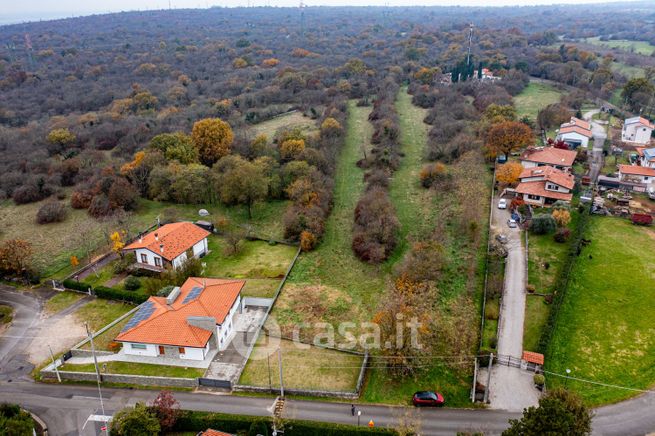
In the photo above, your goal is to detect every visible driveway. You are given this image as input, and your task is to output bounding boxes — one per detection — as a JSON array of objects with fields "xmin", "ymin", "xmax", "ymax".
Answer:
[
  {"xmin": 487, "ymin": 195, "xmax": 540, "ymax": 411},
  {"xmin": 584, "ymin": 109, "xmax": 608, "ymax": 183}
]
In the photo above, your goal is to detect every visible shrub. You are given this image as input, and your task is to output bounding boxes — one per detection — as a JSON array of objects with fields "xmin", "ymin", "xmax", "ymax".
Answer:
[
  {"xmin": 94, "ymin": 286, "xmax": 149, "ymax": 304},
  {"xmin": 157, "ymin": 285, "xmax": 176, "ymax": 297},
  {"xmin": 123, "ymin": 276, "xmax": 141, "ymax": 291},
  {"xmin": 300, "ymin": 230, "xmax": 318, "ymax": 252},
  {"xmin": 489, "ymin": 336, "xmax": 498, "ymax": 349},
  {"xmin": 419, "ymin": 162, "xmax": 448, "ymax": 188},
  {"xmin": 36, "ymin": 201, "xmax": 67, "ymax": 224},
  {"xmin": 108, "ymin": 341, "xmax": 121, "ymax": 352},
  {"xmin": 553, "ymin": 227, "xmax": 571, "ymax": 243},
  {"xmin": 88, "ymin": 194, "xmax": 112, "ymax": 218},
  {"xmin": 526, "ymin": 284, "xmax": 536, "ymax": 293},
  {"xmin": 248, "ymin": 419, "xmax": 269, "ymax": 436},
  {"xmin": 63, "ymin": 279, "xmax": 91, "ymax": 292},
  {"xmin": 529, "ymin": 214, "xmax": 557, "ymax": 235},
  {"xmin": 484, "ymin": 304, "xmax": 499, "ymax": 320},
  {"xmin": 12, "ymin": 184, "xmax": 44, "ymax": 204},
  {"xmin": 552, "ymin": 209, "xmax": 571, "ymax": 228}
]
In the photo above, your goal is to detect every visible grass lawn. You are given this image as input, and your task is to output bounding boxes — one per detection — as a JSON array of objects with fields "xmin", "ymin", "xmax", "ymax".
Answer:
[
  {"xmin": 601, "ymin": 152, "xmax": 630, "ymax": 176},
  {"xmin": 59, "ymin": 361, "xmax": 205, "ymax": 378},
  {"xmin": 81, "ymin": 317, "xmax": 131, "ymax": 351},
  {"xmin": 203, "ymin": 237, "xmax": 297, "ymax": 280},
  {"xmin": 611, "ymin": 62, "xmax": 645, "ymax": 79},
  {"xmin": 239, "ymin": 336, "xmax": 363, "ymax": 392},
  {"xmin": 45, "ymin": 291, "xmax": 85, "ymax": 315},
  {"xmin": 584, "ymin": 37, "xmax": 655, "ymax": 56},
  {"xmin": 523, "ymin": 296, "xmax": 550, "ymax": 353},
  {"xmin": 546, "ymin": 217, "xmax": 655, "ymax": 405},
  {"xmin": 74, "ymin": 299, "xmax": 134, "ymax": 333},
  {"xmin": 248, "ymin": 111, "xmax": 318, "ymax": 139},
  {"xmin": 0, "ymin": 305, "xmax": 13, "ymax": 326},
  {"xmin": 514, "ymin": 81, "xmax": 564, "ymax": 120}
]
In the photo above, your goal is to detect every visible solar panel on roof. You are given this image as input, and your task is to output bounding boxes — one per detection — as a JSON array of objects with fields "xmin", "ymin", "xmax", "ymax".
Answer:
[
  {"xmin": 121, "ymin": 300, "xmax": 155, "ymax": 332},
  {"xmin": 182, "ymin": 286, "xmax": 203, "ymax": 304}
]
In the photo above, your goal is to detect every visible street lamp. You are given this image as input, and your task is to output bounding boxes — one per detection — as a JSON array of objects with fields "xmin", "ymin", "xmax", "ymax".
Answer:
[
  {"xmin": 565, "ymin": 368, "xmax": 571, "ymax": 388},
  {"xmin": 357, "ymin": 410, "xmax": 361, "ymax": 426}
]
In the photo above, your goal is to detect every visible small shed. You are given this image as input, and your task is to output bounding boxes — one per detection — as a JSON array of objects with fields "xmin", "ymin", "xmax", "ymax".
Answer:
[
  {"xmin": 521, "ymin": 351, "xmax": 544, "ymax": 372},
  {"xmin": 194, "ymin": 220, "xmax": 215, "ymax": 233}
]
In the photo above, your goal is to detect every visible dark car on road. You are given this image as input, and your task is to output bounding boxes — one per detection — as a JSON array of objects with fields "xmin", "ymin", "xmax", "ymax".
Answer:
[{"xmin": 412, "ymin": 391, "xmax": 445, "ymax": 407}]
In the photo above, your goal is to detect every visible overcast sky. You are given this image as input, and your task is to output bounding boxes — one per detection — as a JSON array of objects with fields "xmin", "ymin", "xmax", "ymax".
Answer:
[{"xmin": 0, "ymin": 0, "xmax": 636, "ymax": 24}]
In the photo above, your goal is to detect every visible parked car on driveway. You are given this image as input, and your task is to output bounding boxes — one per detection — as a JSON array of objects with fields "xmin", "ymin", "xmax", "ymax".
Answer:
[
  {"xmin": 412, "ymin": 391, "xmax": 445, "ymax": 407},
  {"xmin": 507, "ymin": 218, "xmax": 518, "ymax": 228},
  {"xmin": 498, "ymin": 198, "xmax": 507, "ymax": 209}
]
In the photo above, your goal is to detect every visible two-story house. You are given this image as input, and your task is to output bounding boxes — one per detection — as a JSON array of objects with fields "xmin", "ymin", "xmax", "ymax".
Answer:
[
  {"xmin": 637, "ymin": 147, "xmax": 655, "ymax": 169},
  {"xmin": 622, "ymin": 117, "xmax": 654, "ymax": 145},
  {"xmin": 519, "ymin": 146, "xmax": 578, "ymax": 173},
  {"xmin": 515, "ymin": 165, "xmax": 575, "ymax": 206},
  {"xmin": 556, "ymin": 117, "xmax": 593, "ymax": 148},
  {"xmin": 618, "ymin": 164, "xmax": 655, "ymax": 186}
]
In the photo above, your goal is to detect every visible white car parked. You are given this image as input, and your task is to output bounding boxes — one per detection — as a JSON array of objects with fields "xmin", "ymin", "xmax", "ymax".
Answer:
[{"xmin": 498, "ymin": 198, "xmax": 507, "ymax": 209}]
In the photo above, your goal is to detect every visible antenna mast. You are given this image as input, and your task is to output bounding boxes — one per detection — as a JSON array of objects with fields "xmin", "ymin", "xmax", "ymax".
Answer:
[
  {"xmin": 299, "ymin": 1, "xmax": 306, "ymax": 37},
  {"xmin": 466, "ymin": 22, "xmax": 474, "ymax": 68}
]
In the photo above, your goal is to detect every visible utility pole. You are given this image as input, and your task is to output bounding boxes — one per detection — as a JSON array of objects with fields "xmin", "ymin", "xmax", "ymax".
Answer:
[
  {"xmin": 267, "ymin": 353, "xmax": 273, "ymax": 393},
  {"xmin": 483, "ymin": 352, "xmax": 493, "ymax": 403},
  {"xmin": 48, "ymin": 345, "xmax": 61, "ymax": 383},
  {"xmin": 277, "ymin": 348, "xmax": 284, "ymax": 398},
  {"xmin": 85, "ymin": 322, "xmax": 108, "ymax": 435},
  {"xmin": 299, "ymin": 1, "xmax": 306, "ymax": 38}
]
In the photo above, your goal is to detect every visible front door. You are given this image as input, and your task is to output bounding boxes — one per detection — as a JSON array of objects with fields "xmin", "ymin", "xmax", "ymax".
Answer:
[{"xmin": 158, "ymin": 345, "xmax": 164, "ymax": 355}]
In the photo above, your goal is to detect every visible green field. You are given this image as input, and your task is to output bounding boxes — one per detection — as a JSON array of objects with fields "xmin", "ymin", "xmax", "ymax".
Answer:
[
  {"xmin": 239, "ymin": 337, "xmax": 363, "ymax": 392},
  {"xmin": 585, "ymin": 37, "xmax": 655, "ymax": 56},
  {"xmin": 0, "ymin": 195, "xmax": 289, "ymax": 279},
  {"xmin": 75, "ymin": 299, "xmax": 134, "ymax": 333},
  {"xmin": 611, "ymin": 62, "xmax": 646, "ymax": 79},
  {"xmin": 248, "ymin": 111, "xmax": 318, "ymax": 139},
  {"xmin": 547, "ymin": 217, "xmax": 655, "ymax": 405},
  {"xmin": 45, "ymin": 291, "xmax": 85, "ymax": 315},
  {"xmin": 514, "ymin": 81, "xmax": 564, "ymax": 119}
]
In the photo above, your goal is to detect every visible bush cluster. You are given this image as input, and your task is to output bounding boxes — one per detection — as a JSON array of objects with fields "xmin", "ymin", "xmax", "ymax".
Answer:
[
  {"xmin": 62, "ymin": 278, "xmax": 149, "ymax": 304},
  {"xmin": 36, "ymin": 201, "xmax": 67, "ymax": 224}
]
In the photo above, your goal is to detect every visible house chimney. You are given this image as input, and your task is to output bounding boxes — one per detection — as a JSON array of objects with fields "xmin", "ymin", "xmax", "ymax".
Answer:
[
  {"xmin": 139, "ymin": 236, "xmax": 143, "ymax": 243},
  {"xmin": 155, "ymin": 233, "xmax": 159, "ymax": 241},
  {"xmin": 160, "ymin": 244, "xmax": 164, "ymax": 253},
  {"xmin": 166, "ymin": 286, "xmax": 181, "ymax": 305}
]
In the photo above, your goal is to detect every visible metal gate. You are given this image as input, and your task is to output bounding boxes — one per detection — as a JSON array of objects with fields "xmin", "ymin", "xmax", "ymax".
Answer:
[{"xmin": 198, "ymin": 378, "xmax": 232, "ymax": 389}]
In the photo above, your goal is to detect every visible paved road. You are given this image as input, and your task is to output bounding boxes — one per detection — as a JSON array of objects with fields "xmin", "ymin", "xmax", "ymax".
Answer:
[
  {"xmin": 487, "ymin": 197, "xmax": 539, "ymax": 411},
  {"xmin": 0, "ymin": 286, "xmax": 48, "ymax": 382}
]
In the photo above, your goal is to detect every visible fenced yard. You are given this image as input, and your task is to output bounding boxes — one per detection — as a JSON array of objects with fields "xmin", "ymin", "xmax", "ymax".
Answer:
[{"xmin": 546, "ymin": 217, "xmax": 655, "ymax": 405}]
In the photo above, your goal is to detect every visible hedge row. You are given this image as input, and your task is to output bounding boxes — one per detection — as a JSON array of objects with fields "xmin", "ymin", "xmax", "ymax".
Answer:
[
  {"xmin": 171, "ymin": 411, "xmax": 398, "ymax": 436},
  {"xmin": 537, "ymin": 204, "xmax": 591, "ymax": 355},
  {"xmin": 62, "ymin": 279, "xmax": 149, "ymax": 304}
]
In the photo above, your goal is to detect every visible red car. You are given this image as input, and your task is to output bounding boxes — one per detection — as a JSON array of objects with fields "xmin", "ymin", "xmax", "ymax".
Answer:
[{"xmin": 412, "ymin": 391, "xmax": 445, "ymax": 407}]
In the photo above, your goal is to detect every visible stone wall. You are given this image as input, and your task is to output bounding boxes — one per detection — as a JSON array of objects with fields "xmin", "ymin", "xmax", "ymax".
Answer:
[
  {"xmin": 70, "ymin": 349, "xmax": 114, "ymax": 358},
  {"xmin": 41, "ymin": 370, "xmax": 198, "ymax": 388}
]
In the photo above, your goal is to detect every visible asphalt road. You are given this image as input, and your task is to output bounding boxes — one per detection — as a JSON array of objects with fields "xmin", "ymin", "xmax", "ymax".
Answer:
[{"xmin": 0, "ymin": 286, "xmax": 50, "ymax": 382}]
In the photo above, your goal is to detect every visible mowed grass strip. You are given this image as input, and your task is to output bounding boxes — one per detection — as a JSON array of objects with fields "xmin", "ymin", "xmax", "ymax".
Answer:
[
  {"xmin": 45, "ymin": 291, "xmax": 86, "ymax": 315},
  {"xmin": 75, "ymin": 299, "xmax": 134, "ymax": 333},
  {"xmin": 239, "ymin": 336, "xmax": 363, "ymax": 391},
  {"xmin": 287, "ymin": 101, "xmax": 386, "ymax": 316},
  {"xmin": 514, "ymin": 81, "xmax": 564, "ymax": 119},
  {"xmin": 388, "ymin": 88, "xmax": 437, "ymax": 262},
  {"xmin": 584, "ymin": 37, "xmax": 655, "ymax": 56},
  {"xmin": 248, "ymin": 111, "xmax": 318, "ymax": 139},
  {"xmin": 547, "ymin": 217, "xmax": 655, "ymax": 405},
  {"xmin": 59, "ymin": 361, "xmax": 205, "ymax": 378}
]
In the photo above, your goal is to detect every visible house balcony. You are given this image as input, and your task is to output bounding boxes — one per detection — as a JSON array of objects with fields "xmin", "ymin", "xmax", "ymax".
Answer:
[{"xmin": 130, "ymin": 262, "xmax": 165, "ymax": 273}]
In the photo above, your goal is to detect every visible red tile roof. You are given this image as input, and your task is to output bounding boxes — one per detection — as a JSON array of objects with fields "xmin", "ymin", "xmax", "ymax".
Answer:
[
  {"xmin": 123, "ymin": 222, "xmax": 210, "ymax": 262},
  {"xmin": 558, "ymin": 125, "xmax": 593, "ymax": 138},
  {"xmin": 520, "ymin": 147, "xmax": 577, "ymax": 167},
  {"xmin": 201, "ymin": 430, "xmax": 233, "ymax": 436},
  {"xmin": 619, "ymin": 164, "xmax": 655, "ymax": 177},
  {"xmin": 566, "ymin": 117, "xmax": 591, "ymax": 131},
  {"xmin": 625, "ymin": 116, "xmax": 655, "ymax": 130},
  {"xmin": 515, "ymin": 181, "xmax": 573, "ymax": 201},
  {"xmin": 522, "ymin": 351, "xmax": 544, "ymax": 365},
  {"xmin": 519, "ymin": 165, "xmax": 575, "ymax": 190},
  {"xmin": 116, "ymin": 277, "xmax": 244, "ymax": 348}
]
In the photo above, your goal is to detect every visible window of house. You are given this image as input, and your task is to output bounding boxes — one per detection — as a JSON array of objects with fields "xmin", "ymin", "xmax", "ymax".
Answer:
[
  {"xmin": 528, "ymin": 194, "xmax": 541, "ymax": 200},
  {"xmin": 178, "ymin": 347, "xmax": 185, "ymax": 354},
  {"xmin": 154, "ymin": 257, "xmax": 161, "ymax": 267},
  {"xmin": 131, "ymin": 343, "xmax": 147, "ymax": 350},
  {"xmin": 140, "ymin": 253, "xmax": 147, "ymax": 263}
]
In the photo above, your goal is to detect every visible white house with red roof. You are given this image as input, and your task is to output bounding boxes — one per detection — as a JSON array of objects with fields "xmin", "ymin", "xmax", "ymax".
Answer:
[
  {"xmin": 622, "ymin": 117, "xmax": 654, "ymax": 145},
  {"xmin": 556, "ymin": 117, "xmax": 593, "ymax": 148},
  {"xmin": 515, "ymin": 166, "xmax": 575, "ymax": 206},
  {"xmin": 637, "ymin": 147, "xmax": 655, "ymax": 169},
  {"xmin": 123, "ymin": 222, "xmax": 210, "ymax": 272},
  {"xmin": 618, "ymin": 164, "xmax": 655, "ymax": 185},
  {"xmin": 116, "ymin": 277, "xmax": 244, "ymax": 359},
  {"xmin": 519, "ymin": 146, "xmax": 578, "ymax": 172}
]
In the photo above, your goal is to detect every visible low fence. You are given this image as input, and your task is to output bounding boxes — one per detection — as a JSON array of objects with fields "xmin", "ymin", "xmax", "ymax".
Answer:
[{"xmin": 242, "ymin": 297, "xmax": 274, "ymax": 309}]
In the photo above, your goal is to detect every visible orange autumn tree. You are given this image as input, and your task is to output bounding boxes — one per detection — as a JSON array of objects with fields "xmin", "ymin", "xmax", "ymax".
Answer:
[
  {"xmin": 0, "ymin": 239, "xmax": 33, "ymax": 276},
  {"xmin": 191, "ymin": 118, "xmax": 234, "ymax": 166},
  {"xmin": 496, "ymin": 161, "xmax": 524, "ymax": 186},
  {"xmin": 485, "ymin": 121, "xmax": 534, "ymax": 159}
]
